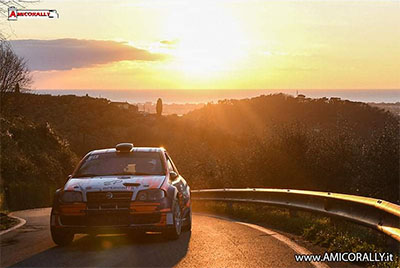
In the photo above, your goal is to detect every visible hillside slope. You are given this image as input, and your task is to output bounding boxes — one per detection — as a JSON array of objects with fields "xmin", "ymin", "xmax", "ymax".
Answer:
[
  {"xmin": 1, "ymin": 93, "xmax": 398, "ymax": 210},
  {"xmin": 0, "ymin": 114, "xmax": 78, "ymax": 210}
]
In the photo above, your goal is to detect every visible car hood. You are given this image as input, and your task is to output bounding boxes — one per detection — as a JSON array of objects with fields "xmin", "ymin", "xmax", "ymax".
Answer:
[{"xmin": 63, "ymin": 175, "xmax": 166, "ymax": 201}]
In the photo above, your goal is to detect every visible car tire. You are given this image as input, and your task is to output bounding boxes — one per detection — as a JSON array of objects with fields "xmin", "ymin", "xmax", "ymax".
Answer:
[
  {"xmin": 164, "ymin": 200, "xmax": 182, "ymax": 240},
  {"xmin": 51, "ymin": 227, "xmax": 74, "ymax": 246},
  {"xmin": 182, "ymin": 206, "xmax": 192, "ymax": 232}
]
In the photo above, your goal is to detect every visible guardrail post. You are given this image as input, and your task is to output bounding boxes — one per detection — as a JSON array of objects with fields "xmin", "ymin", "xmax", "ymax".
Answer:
[
  {"xmin": 329, "ymin": 216, "xmax": 341, "ymax": 229},
  {"xmin": 289, "ymin": 209, "xmax": 298, "ymax": 218},
  {"xmin": 226, "ymin": 201, "xmax": 234, "ymax": 214}
]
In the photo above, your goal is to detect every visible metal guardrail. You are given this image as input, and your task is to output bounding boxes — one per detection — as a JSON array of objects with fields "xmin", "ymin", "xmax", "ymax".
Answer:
[{"xmin": 191, "ymin": 188, "xmax": 400, "ymax": 242}]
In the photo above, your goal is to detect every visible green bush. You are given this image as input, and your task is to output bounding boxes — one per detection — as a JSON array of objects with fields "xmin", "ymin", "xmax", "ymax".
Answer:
[{"xmin": 0, "ymin": 116, "xmax": 78, "ymax": 210}]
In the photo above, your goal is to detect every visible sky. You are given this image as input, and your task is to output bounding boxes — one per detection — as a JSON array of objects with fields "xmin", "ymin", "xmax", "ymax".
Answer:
[{"xmin": 3, "ymin": 0, "xmax": 400, "ymax": 90}]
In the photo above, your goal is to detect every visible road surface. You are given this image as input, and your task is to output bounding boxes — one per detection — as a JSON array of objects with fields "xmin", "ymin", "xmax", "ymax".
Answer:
[{"xmin": 1, "ymin": 208, "xmax": 321, "ymax": 268}]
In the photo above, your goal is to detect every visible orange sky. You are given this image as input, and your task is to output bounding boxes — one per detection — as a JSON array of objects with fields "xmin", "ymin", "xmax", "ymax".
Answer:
[{"xmin": 6, "ymin": 0, "xmax": 400, "ymax": 90}]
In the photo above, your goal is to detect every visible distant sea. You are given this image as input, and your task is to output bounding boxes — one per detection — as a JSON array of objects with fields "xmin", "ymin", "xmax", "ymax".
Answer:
[{"xmin": 33, "ymin": 89, "xmax": 399, "ymax": 104}]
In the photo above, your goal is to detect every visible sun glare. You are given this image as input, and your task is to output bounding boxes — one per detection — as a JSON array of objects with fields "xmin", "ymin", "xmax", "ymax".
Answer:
[{"xmin": 161, "ymin": 2, "xmax": 249, "ymax": 79}]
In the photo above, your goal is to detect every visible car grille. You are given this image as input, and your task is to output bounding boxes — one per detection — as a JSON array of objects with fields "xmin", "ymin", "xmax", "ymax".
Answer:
[
  {"xmin": 60, "ymin": 192, "xmax": 161, "ymax": 227},
  {"xmin": 60, "ymin": 215, "xmax": 85, "ymax": 226},
  {"xmin": 87, "ymin": 214, "xmax": 161, "ymax": 226},
  {"xmin": 60, "ymin": 213, "xmax": 162, "ymax": 226},
  {"xmin": 86, "ymin": 191, "xmax": 133, "ymax": 210},
  {"xmin": 130, "ymin": 213, "xmax": 161, "ymax": 224},
  {"xmin": 87, "ymin": 213, "xmax": 130, "ymax": 226}
]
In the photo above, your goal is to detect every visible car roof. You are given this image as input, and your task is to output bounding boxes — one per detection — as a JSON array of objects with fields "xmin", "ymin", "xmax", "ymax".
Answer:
[{"xmin": 88, "ymin": 147, "xmax": 166, "ymax": 155}]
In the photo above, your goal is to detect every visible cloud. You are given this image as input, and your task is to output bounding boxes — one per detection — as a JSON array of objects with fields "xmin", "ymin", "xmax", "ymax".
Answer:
[
  {"xmin": 158, "ymin": 39, "xmax": 180, "ymax": 50},
  {"xmin": 160, "ymin": 39, "xmax": 179, "ymax": 45},
  {"xmin": 9, "ymin": 39, "xmax": 168, "ymax": 71}
]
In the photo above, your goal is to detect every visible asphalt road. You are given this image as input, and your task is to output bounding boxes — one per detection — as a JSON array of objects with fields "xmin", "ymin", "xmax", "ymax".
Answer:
[{"xmin": 1, "ymin": 208, "xmax": 322, "ymax": 268}]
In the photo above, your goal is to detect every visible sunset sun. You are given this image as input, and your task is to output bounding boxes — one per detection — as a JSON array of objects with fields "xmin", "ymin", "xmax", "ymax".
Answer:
[{"xmin": 159, "ymin": 2, "xmax": 249, "ymax": 79}]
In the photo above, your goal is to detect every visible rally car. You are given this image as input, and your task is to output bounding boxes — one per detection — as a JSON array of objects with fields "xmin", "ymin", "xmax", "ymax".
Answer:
[{"xmin": 50, "ymin": 143, "xmax": 191, "ymax": 246}]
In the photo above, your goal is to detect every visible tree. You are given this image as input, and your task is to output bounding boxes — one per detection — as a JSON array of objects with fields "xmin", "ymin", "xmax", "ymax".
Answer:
[
  {"xmin": 156, "ymin": 98, "xmax": 163, "ymax": 116},
  {"xmin": 1, "ymin": 1, "xmax": 41, "ymax": 41},
  {"xmin": 14, "ymin": 82, "xmax": 20, "ymax": 93},
  {"xmin": 0, "ymin": 41, "xmax": 31, "ymax": 96}
]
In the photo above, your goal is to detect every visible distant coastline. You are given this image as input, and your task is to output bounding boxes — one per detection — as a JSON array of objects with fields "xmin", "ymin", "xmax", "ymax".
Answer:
[{"xmin": 32, "ymin": 89, "xmax": 399, "ymax": 104}]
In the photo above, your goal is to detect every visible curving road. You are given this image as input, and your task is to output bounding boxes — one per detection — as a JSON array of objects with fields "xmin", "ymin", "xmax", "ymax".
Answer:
[{"xmin": 1, "ymin": 208, "xmax": 325, "ymax": 268}]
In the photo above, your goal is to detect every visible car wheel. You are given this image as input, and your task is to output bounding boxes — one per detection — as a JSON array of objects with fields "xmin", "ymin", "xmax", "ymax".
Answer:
[
  {"xmin": 182, "ymin": 206, "xmax": 192, "ymax": 232},
  {"xmin": 51, "ymin": 227, "xmax": 74, "ymax": 246},
  {"xmin": 164, "ymin": 200, "xmax": 182, "ymax": 240}
]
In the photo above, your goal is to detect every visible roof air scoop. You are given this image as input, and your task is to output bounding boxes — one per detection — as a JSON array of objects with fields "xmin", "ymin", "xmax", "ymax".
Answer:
[{"xmin": 116, "ymin": 143, "xmax": 134, "ymax": 152}]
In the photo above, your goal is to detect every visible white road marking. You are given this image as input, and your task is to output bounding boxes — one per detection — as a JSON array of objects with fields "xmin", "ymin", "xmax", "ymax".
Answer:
[
  {"xmin": 195, "ymin": 213, "xmax": 330, "ymax": 268},
  {"xmin": 0, "ymin": 213, "xmax": 27, "ymax": 236}
]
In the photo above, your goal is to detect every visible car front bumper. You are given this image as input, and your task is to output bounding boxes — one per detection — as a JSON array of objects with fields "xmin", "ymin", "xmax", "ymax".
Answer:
[
  {"xmin": 51, "ymin": 204, "xmax": 175, "ymax": 234},
  {"xmin": 51, "ymin": 224, "xmax": 175, "ymax": 234}
]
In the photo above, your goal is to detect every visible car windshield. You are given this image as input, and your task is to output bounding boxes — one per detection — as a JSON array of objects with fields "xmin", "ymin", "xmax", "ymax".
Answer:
[{"xmin": 74, "ymin": 152, "xmax": 165, "ymax": 177}]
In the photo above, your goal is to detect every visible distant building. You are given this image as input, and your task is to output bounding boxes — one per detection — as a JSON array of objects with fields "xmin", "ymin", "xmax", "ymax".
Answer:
[
  {"xmin": 111, "ymin": 101, "xmax": 130, "ymax": 109},
  {"xmin": 330, "ymin": 97, "xmax": 341, "ymax": 102},
  {"xmin": 320, "ymin": 97, "xmax": 329, "ymax": 103},
  {"xmin": 297, "ymin": 94, "xmax": 306, "ymax": 99},
  {"xmin": 296, "ymin": 94, "xmax": 308, "ymax": 102},
  {"xmin": 110, "ymin": 101, "xmax": 138, "ymax": 112}
]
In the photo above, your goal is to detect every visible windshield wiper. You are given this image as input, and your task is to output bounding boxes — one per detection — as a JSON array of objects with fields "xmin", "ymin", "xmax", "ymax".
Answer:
[
  {"xmin": 73, "ymin": 173, "xmax": 102, "ymax": 178},
  {"xmin": 132, "ymin": 172, "xmax": 154, "ymax": 175},
  {"xmin": 108, "ymin": 172, "xmax": 136, "ymax": 176},
  {"xmin": 74, "ymin": 172, "xmax": 160, "ymax": 178},
  {"xmin": 108, "ymin": 172, "xmax": 155, "ymax": 176}
]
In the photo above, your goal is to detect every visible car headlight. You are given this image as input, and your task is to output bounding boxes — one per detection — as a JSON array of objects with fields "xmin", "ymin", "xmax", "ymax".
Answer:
[
  {"xmin": 136, "ymin": 189, "xmax": 165, "ymax": 201},
  {"xmin": 61, "ymin": 191, "xmax": 83, "ymax": 203}
]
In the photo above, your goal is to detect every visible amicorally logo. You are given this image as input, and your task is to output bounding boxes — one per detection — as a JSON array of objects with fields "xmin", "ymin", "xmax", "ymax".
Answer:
[{"xmin": 8, "ymin": 6, "xmax": 59, "ymax": 21}]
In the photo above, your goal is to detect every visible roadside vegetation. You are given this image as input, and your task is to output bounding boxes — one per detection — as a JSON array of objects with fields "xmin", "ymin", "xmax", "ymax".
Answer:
[
  {"xmin": 1, "ymin": 92, "xmax": 399, "ymax": 211},
  {"xmin": 0, "ymin": 212, "xmax": 19, "ymax": 231},
  {"xmin": 193, "ymin": 201, "xmax": 399, "ymax": 268},
  {"xmin": 0, "ymin": 112, "xmax": 78, "ymax": 210}
]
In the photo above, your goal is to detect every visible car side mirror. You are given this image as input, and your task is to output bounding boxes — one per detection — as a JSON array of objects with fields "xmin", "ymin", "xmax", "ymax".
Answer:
[
  {"xmin": 169, "ymin": 171, "xmax": 179, "ymax": 180},
  {"xmin": 65, "ymin": 174, "xmax": 72, "ymax": 184}
]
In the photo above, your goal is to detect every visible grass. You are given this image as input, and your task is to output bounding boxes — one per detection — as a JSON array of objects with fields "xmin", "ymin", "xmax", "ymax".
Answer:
[
  {"xmin": 0, "ymin": 212, "xmax": 19, "ymax": 231},
  {"xmin": 193, "ymin": 201, "xmax": 399, "ymax": 268}
]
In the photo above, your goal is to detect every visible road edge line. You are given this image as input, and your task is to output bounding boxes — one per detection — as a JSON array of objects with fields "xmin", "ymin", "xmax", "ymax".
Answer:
[
  {"xmin": 0, "ymin": 213, "xmax": 27, "ymax": 236},
  {"xmin": 194, "ymin": 213, "xmax": 330, "ymax": 268}
]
